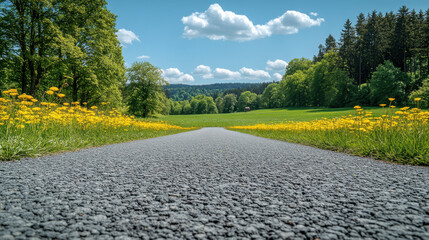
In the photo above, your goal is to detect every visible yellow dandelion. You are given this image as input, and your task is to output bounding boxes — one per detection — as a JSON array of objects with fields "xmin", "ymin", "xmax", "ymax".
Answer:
[
  {"xmin": 90, "ymin": 106, "xmax": 98, "ymax": 109},
  {"xmin": 46, "ymin": 90, "xmax": 54, "ymax": 95},
  {"xmin": 49, "ymin": 87, "xmax": 59, "ymax": 92},
  {"xmin": 57, "ymin": 93, "xmax": 66, "ymax": 98},
  {"xmin": 379, "ymin": 104, "xmax": 386, "ymax": 107},
  {"xmin": 414, "ymin": 98, "xmax": 421, "ymax": 102},
  {"xmin": 388, "ymin": 98, "xmax": 395, "ymax": 101}
]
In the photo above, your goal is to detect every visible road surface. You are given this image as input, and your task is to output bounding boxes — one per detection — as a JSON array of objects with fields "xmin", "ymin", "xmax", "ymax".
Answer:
[{"xmin": 1, "ymin": 128, "xmax": 428, "ymax": 239}]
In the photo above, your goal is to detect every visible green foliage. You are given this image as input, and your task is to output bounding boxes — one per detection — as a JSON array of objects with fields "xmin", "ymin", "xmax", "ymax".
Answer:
[
  {"xmin": 262, "ymin": 83, "xmax": 282, "ymax": 108},
  {"xmin": 165, "ymin": 83, "xmax": 269, "ymax": 101},
  {"xmin": 127, "ymin": 62, "xmax": 167, "ymax": 117},
  {"xmin": 280, "ymin": 70, "xmax": 310, "ymax": 107},
  {"xmin": 0, "ymin": 0, "xmax": 125, "ymax": 105},
  {"xmin": 285, "ymin": 58, "xmax": 313, "ymax": 76},
  {"xmin": 410, "ymin": 78, "xmax": 429, "ymax": 108},
  {"xmin": 369, "ymin": 61, "xmax": 409, "ymax": 104},
  {"xmin": 223, "ymin": 94, "xmax": 237, "ymax": 113},
  {"xmin": 237, "ymin": 91, "xmax": 258, "ymax": 111},
  {"xmin": 310, "ymin": 51, "xmax": 352, "ymax": 107}
]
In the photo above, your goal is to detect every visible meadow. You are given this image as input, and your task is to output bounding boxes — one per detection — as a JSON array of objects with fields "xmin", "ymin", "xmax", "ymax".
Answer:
[
  {"xmin": 158, "ymin": 107, "xmax": 386, "ymax": 127},
  {"xmin": 161, "ymin": 101, "xmax": 429, "ymax": 166},
  {"xmin": 0, "ymin": 88, "xmax": 191, "ymax": 160}
]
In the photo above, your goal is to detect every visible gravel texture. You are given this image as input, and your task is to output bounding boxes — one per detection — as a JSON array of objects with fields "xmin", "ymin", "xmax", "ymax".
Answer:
[{"xmin": 1, "ymin": 127, "xmax": 429, "ymax": 239}]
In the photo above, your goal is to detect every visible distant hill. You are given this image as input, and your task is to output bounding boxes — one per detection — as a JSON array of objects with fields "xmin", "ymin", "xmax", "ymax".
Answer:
[{"xmin": 164, "ymin": 82, "xmax": 275, "ymax": 101}]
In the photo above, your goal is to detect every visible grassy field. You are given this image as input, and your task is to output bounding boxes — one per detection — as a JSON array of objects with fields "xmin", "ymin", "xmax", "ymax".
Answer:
[
  {"xmin": 160, "ymin": 106, "xmax": 428, "ymax": 166},
  {"xmin": 0, "ymin": 88, "xmax": 192, "ymax": 160},
  {"xmin": 158, "ymin": 107, "xmax": 386, "ymax": 127}
]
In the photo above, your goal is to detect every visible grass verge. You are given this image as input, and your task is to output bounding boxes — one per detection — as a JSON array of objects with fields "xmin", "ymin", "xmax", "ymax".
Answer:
[
  {"xmin": 228, "ymin": 106, "xmax": 429, "ymax": 166},
  {"xmin": 0, "ymin": 126, "xmax": 190, "ymax": 161}
]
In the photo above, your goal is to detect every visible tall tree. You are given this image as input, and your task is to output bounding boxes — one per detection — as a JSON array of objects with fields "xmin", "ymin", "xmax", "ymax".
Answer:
[
  {"xmin": 325, "ymin": 34, "xmax": 337, "ymax": 52},
  {"xmin": 339, "ymin": 19, "xmax": 356, "ymax": 79},
  {"xmin": 354, "ymin": 13, "xmax": 367, "ymax": 85},
  {"xmin": 127, "ymin": 62, "xmax": 167, "ymax": 117},
  {"xmin": 391, "ymin": 6, "xmax": 410, "ymax": 72}
]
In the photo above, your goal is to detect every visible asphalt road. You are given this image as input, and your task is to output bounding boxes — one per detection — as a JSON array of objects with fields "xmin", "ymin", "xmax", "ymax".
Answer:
[{"xmin": 1, "ymin": 127, "xmax": 428, "ymax": 239}]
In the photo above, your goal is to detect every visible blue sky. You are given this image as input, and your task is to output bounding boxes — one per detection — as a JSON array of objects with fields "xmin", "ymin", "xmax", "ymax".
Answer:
[{"xmin": 107, "ymin": 0, "xmax": 428, "ymax": 85}]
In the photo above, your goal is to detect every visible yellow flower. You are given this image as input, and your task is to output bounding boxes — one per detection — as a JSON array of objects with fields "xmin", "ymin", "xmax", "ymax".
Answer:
[
  {"xmin": 90, "ymin": 106, "xmax": 98, "ymax": 109},
  {"xmin": 83, "ymin": 102, "xmax": 87, "ymax": 105},
  {"xmin": 57, "ymin": 93, "xmax": 66, "ymax": 98},
  {"xmin": 379, "ymin": 104, "xmax": 386, "ymax": 107},
  {"xmin": 400, "ymin": 107, "xmax": 410, "ymax": 111},
  {"xmin": 49, "ymin": 87, "xmax": 59, "ymax": 92},
  {"xmin": 46, "ymin": 90, "xmax": 54, "ymax": 95},
  {"xmin": 353, "ymin": 105, "xmax": 361, "ymax": 109},
  {"xmin": 388, "ymin": 98, "xmax": 395, "ymax": 101},
  {"xmin": 390, "ymin": 105, "xmax": 396, "ymax": 108},
  {"xmin": 414, "ymin": 98, "xmax": 421, "ymax": 101},
  {"xmin": 9, "ymin": 92, "xmax": 18, "ymax": 96},
  {"xmin": 63, "ymin": 103, "xmax": 70, "ymax": 106},
  {"xmin": 2, "ymin": 90, "xmax": 10, "ymax": 95}
]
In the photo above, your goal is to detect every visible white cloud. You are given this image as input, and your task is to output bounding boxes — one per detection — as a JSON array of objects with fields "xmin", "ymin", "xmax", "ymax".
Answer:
[
  {"xmin": 266, "ymin": 59, "xmax": 288, "ymax": 71},
  {"xmin": 116, "ymin": 29, "xmax": 140, "ymax": 44},
  {"xmin": 137, "ymin": 55, "xmax": 150, "ymax": 59},
  {"xmin": 213, "ymin": 68, "xmax": 241, "ymax": 80},
  {"xmin": 192, "ymin": 65, "xmax": 213, "ymax": 79},
  {"xmin": 162, "ymin": 68, "xmax": 194, "ymax": 83},
  {"xmin": 310, "ymin": 12, "xmax": 318, "ymax": 17},
  {"xmin": 239, "ymin": 67, "xmax": 270, "ymax": 80},
  {"xmin": 182, "ymin": 4, "xmax": 324, "ymax": 41},
  {"xmin": 273, "ymin": 73, "xmax": 283, "ymax": 81}
]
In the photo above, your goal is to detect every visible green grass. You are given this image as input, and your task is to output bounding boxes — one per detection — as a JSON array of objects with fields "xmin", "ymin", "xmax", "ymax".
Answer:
[
  {"xmin": 0, "ymin": 126, "xmax": 188, "ymax": 161},
  {"xmin": 159, "ymin": 107, "xmax": 386, "ymax": 127},
  {"xmin": 232, "ymin": 128, "xmax": 429, "ymax": 166},
  {"xmin": 159, "ymin": 107, "xmax": 428, "ymax": 166}
]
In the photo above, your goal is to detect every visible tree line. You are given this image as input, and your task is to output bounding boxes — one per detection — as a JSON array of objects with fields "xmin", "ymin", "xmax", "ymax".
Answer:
[
  {"xmin": 0, "ymin": 0, "xmax": 125, "ymax": 106},
  {"xmin": 2, "ymin": 3, "xmax": 428, "ymax": 118}
]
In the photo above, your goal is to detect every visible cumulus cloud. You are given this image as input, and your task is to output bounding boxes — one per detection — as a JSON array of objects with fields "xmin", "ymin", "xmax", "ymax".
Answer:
[
  {"xmin": 182, "ymin": 4, "xmax": 324, "ymax": 41},
  {"xmin": 116, "ymin": 29, "xmax": 140, "ymax": 44},
  {"xmin": 162, "ymin": 68, "xmax": 194, "ymax": 83},
  {"xmin": 213, "ymin": 68, "xmax": 241, "ymax": 80},
  {"xmin": 266, "ymin": 59, "xmax": 288, "ymax": 71},
  {"xmin": 273, "ymin": 73, "xmax": 283, "ymax": 81},
  {"xmin": 137, "ymin": 55, "xmax": 150, "ymax": 59},
  {"xmin": 310, "ymin": 12, "xmax": 318, "ymax": 17},
  {"xmin": 239, "ymin": 67, "xmax": 270, "ymax": 80},
  {"xmin": 192, "ymin": 65, "xmax": 213, "ymax": 79}
]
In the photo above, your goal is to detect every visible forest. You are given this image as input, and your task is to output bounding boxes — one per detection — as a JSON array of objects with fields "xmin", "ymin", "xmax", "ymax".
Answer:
[
  {"xmin": 168, "ymin": 6, "xmax": 429, "ymax": 115},
  {"xmin": 1, "ymin": 2, "xmax": 428, "ymax": 117}
]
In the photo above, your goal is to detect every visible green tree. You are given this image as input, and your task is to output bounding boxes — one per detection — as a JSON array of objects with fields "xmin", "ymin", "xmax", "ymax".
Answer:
[
  {"xmin": 339, "ymin": 19, "xmax": 356, "ymax": 79},
  {"xmin": 262, "ymin": 83, "xmax": 282, "ymax": 108},
  {"xmin": 280, "ymin": 70, "xmax": 310, "ymax": 107},
  {"xmin": 215, "ymin": 96, "xmax": 224, "ymax": 113},
  {"xmin": 127, "ymin": 62, "xmax": 167, "ymax": 117},
  {"xmin": 369, "ymin": 61, "xmax": 409, "ymax": 105},
  {"xmin": 223, "ymin": 94, "xmax": 237, "ymax": 113},
  {"xmin": 410, "ymin": 78, "xmax": 429, "ymax": 108},
  {"xmin": 285, "ymin": 58, "xmax": 313, "ymax": 76},
  {"xmin": 237, "ymin": 91, "xmax": 257, "ymax": 111}
]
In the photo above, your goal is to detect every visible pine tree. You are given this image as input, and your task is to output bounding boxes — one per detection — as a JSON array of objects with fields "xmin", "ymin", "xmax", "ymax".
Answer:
[
  {"xmin": 391, "ymin": 6, "xmax": 410, "ymax": 72},
  {"xmin": 339, "ymin": 19, "xmax": 356, "ymax": 79}
]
